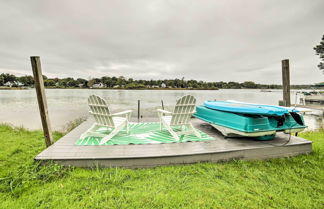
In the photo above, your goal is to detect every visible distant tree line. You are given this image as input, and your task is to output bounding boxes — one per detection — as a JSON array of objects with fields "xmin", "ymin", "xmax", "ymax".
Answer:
[{"xmin": 0, "ymin": 73, "xmax": 320, "ymax": 89}]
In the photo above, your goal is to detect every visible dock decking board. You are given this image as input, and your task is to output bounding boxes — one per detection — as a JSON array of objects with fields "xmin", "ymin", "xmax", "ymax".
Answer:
[{"xmin": 35, "ymin": 118, "xmax": 312, "ymax": 168}]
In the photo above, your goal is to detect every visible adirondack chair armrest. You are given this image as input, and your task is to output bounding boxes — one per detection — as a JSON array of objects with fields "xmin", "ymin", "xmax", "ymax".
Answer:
[
  {"xmin": 111, "ymin": 110, "xmax": 133, "ymax": 117},
  {"xmin": 157, "ymin": 109, "xmax": 172, "ymax": 115}
]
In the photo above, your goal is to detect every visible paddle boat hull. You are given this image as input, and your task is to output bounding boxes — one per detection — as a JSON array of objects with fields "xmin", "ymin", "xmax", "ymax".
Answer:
[{"xmin": 194, "ymin": 103, "xmax": 307, "ymax": 140}]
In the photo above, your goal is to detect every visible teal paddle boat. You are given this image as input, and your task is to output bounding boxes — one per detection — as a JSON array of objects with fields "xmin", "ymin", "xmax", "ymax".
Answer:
[{"xmin": 193, "ymin": 100, "xmax": 307, "ymax": 140}]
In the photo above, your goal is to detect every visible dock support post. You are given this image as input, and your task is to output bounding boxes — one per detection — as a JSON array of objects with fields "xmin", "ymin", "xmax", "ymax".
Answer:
[
  {"xmin": 282, "ymin": 59, "xmax": 291, "ymax": 107},
  {"xmin": 137, "ymin": 100, "xmax": 140, "ymax": 122},
  {"xmin": 161, "ymin": 99, "xmax": 165, "ymax": 116},
  {"xmin": 30, "ymin": 56, "xmax": 54, "ymax": 147},
  {"xmin": 161, "ymin": 100, "xmax": 164, "ymax": 110}
]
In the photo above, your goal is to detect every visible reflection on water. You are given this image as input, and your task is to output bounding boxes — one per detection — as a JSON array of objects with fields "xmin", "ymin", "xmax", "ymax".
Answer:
[{"xmin": 0, "ymin": 89, "xmax": 323, "ymax": 131}]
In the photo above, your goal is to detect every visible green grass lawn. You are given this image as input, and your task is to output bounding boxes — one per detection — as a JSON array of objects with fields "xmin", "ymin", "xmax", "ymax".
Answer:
[{"xmin": 0, "ymin": 124, "xmax": 323, "ymax": 209}]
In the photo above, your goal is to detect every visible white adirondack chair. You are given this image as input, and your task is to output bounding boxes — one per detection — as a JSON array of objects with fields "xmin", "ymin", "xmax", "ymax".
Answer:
[
  {"xmin": 80, "ymin": 95, "xmax": 132, "ymax": 145},
  {"xmin": 157, "ymin": 95, "xmax": 201, "ymax": 141}
]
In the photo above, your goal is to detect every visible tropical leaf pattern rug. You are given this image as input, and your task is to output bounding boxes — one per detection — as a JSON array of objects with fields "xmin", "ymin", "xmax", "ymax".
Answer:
[{"xmin": 76, "ymin": 122, "xmax": 215, "ymax": 145}]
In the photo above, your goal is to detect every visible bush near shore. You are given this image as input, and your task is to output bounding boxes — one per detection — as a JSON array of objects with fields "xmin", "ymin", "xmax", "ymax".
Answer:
[{"xmin": 0, "ymin": 124, "xmax": 323, "ymax": 208}]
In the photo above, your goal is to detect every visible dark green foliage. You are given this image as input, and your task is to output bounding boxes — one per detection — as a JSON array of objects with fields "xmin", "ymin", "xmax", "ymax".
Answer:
[
  {"xmin": 0, "ymin": 72, "xmax": 321, "ymax": 89},
  {"xmin": 44, "ymin": 79, "xmax": 56, "ymax": 87},
  {"xmin": 242, "ymin": 81, "xmax": 258, "ymax": 88},
  {"xmin": 0, "ymin": 73, "xmax": 17, "ymax": 85},
  {"xmin": 314, "ymin": 34, "xmax": 324, "ymax": 73},
  {"xmin": 125, "ymin": 83, "xmax": 146, "ymax": 89},
  {"xmin": 18, "ymin": 75, "xmax": 34, "ymax": 86}
]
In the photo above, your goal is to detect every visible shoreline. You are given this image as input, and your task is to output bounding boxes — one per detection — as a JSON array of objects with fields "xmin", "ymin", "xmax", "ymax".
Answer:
[
  {"xmin": 0, "ymin": 87, "xmax": 220, "ymax": 90},
  {"xmin": 0, "ymin": 87, "xmax": 29, "ymax": 90},
  {"xmin": 1, "ymin": 87, "xmax": 323, "ymax": 91}
]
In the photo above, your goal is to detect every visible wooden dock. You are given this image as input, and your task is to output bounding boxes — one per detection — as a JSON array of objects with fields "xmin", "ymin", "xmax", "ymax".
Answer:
[
  {"xmin": 304, "ymin": 95, "xmax": 324, "ymax": 103},
  {"xmin": 35, "ymin": 118, "xmax": 312, "ymax": 168}
]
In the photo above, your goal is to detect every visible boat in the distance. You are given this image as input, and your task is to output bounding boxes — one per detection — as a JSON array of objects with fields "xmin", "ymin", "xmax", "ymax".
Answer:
[
  {"xmin": 260, "ymin": 89, "xmax": 272, "ymax": 92},
  {"xmin": 193, "ymin": 100, "xmax": 307, "ymax": 140}
]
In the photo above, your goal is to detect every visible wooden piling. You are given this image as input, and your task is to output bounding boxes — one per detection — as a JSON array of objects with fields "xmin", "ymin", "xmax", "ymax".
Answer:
[
  {"xmin": 161, "ymin": 100, "xmax": 164, "ymax": 110},
  {"xmin": 137, "ymin": 100, "xmax": 140, "ymax": 122},
  {"xmin": 282, "ymin": 59, "xmax": 291, "ymax": 107},
  {"xmin": 31, "ymin": 56, "xmax": 54, "ymax": 147}
]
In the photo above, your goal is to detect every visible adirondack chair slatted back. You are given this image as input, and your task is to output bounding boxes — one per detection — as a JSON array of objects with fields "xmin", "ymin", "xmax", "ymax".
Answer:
[
  {"xmin": 88, "ymin": 95, "xmax": 114, "ymax": 127},
  {"xmin": 170, "ymin": 95, "xmax": 196, "ymax": 125}
]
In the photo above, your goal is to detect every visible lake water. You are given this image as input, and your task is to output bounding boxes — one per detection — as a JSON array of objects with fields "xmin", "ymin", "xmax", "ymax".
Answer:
[{"xmin": 0, "ymin": 89, "xmax": 323, "ymax": 131}]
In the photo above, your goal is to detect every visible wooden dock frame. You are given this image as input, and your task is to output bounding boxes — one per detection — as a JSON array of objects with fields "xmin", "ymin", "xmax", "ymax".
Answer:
[{"xmin": 35, "ymin": 118, "xmax": 312, "ymax": 168}]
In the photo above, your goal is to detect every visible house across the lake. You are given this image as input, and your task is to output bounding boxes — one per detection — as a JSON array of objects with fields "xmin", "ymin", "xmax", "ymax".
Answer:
[
  {"xmin": 4, "ymin": 81, "xmax": 24, "ymax": 87},
  {"xmin": 92, "ymin": 83, "xmax": 105, "ymax": 88}
]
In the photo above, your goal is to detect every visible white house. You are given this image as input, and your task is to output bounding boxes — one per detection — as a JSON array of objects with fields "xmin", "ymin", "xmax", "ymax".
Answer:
[
  {"xmin": 161, "ymin": 83, "xmax": 166, "ymax": 88},
  {"xmin": 4, "ymin": 81, "xmax": 14, "ymax": 87},
  {"xmin": 92, "ymin": 83, "xmax": 105, "ymax": 88},
  {"xmin": 3, "ymin": 81, "xmax": 23, "ymax": 87}
]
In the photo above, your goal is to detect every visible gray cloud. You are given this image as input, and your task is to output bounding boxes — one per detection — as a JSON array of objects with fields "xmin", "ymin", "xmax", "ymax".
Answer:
[{"xmin": 0, "ymin": 0, "xmax": 323, "ymax": 84}]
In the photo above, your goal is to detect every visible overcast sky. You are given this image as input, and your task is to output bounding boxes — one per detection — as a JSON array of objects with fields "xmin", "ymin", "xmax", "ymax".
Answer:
[{"xmin": 0, "ymin": 0, "xmax": 323, "ymax": 84}]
